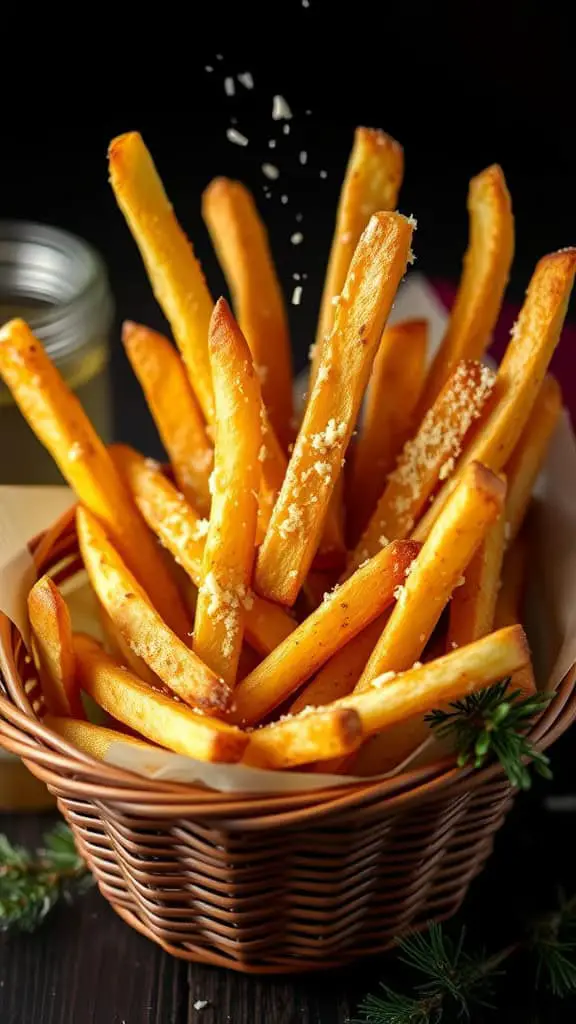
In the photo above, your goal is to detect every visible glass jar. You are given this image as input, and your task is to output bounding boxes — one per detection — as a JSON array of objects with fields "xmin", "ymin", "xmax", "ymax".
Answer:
[{"xmin": 0, "ymin": 221, "xmax": 114, "ymax": 484}]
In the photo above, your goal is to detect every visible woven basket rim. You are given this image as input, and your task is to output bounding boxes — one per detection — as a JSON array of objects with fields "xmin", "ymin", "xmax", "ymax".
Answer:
[{"xmin": 1, "ymin": 508, "xmax": 575, "ymax": 825}]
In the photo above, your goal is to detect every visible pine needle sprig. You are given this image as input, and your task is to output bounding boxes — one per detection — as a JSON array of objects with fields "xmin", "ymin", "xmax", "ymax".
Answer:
[
  {"xmin": 531, "ymin": 891, "xmax": 576, "ymax": 997},
  {"xmin": 0, "ymin": 822, "xmax": 93, "ymax": 934},
  {"xmin": 425, "ymin": 679, "xmax": 553, "ymax": 789}
]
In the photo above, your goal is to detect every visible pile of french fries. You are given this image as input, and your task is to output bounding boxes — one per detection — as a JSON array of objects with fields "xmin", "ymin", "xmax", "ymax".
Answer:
[{"xmin": 0, "ymin": 128, "xmax": 574, "ymax": 777}]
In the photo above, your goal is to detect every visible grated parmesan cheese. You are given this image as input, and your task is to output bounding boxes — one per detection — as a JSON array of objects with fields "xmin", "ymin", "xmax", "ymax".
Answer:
[
  {"xmin": 310, "ymin": 418, "xmax": 346, "ymax": 454},
  {"xmin": 278, "ymin": 503, "xmax": 303, "ymax": 539},
  {"xmin": 68, "ymin": 441, "xmax": 84, "ymax": 461},
  {"xmin": 192, "ymin": 518, "xmax": 210, "ymax": 540},
  {"xmin": 372, "ymin": 670, "xmax": 397, "ymax": 688}
]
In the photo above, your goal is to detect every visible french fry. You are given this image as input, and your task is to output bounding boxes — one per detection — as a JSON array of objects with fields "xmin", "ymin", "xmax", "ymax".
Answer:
[
  {"xmin": 348, "ymin": 360, "xmax": 497, "ymax": 573},
  {"xmin": 45, "ymin": 715, "xmax": 159, "ymax": 760},
  {"xmin": 27, "ymin": 576, "xmax": 82, "ymax": 717},
  {"xmin": 312, "ymin": 128, "xmax": 404, "ymax": 386},
  {"xmin": 356, "ymin": 462, "xmax": 506, "ymax": 690},
  {"xmin": 290, "ymin": 614, "xmax": 388, "ymax": 713},
  {"xmin": 202, "ymin": 178, "xmax": 293, "ymax": 448},
  {"xmin": 233, "ymin": 540, "xmax": 420, "ymax": 725},
  {"xmin": 244, "ymin": 706, "xmax": 363, "ymax": 770},
  {"xmin": 447, "ymin": 513, "xmax": 507, "ymax": 648},
  {"xmin": 73, "ymin": 634, "xmax": 247, "ymax": 763},
  {"xmin": 495, "ymin": 533, "xmax": 536, "ymax": 697},
  {"xmin": 504, "ymin": 375, "xmax": 562, "ymax": 544},
  {"xmin": 108, "ymin": 132, "xmax": 215, "ymax": 423},
  {"xmin": 255, "ymin": 212, "xmax": 413, "ymax": 605},
  {"xmin": 76, "ymin": 505, "xmax": 230, "ymax": 713},
  {"xmin": 122, "ymin": 321, "xmax": 213, "ymax": 514},
  {"xmin": 0, "ymin": 318, "xmax": 190, "ymax": 641},
  {"xmin": 346, "ymin": 319, "xmax": 428, "ymax": 545},
  {"xmin": 111, "ymin": 444, "xmax": 297, "ymax": 656},
  {"xmin": 416, "ymin": 165, "xmax": 514, "ymax": 416},
  {"xmin": 339, "ymin": 625, "xmax": 529, "ymax": 743},
  {"xmin": 193, "ymin": 300, "xmax": 261, "ymax": 685},
  {"xmin": 414, "ymin": 249, "xmax": 576, "ymax": 542},
  {"xmin": 98, "ymin": 604, "xmax": 163, "ymax": 690}
]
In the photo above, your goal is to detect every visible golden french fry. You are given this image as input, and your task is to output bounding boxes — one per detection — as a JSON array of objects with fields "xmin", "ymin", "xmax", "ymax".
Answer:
[
  {"xmin": 494, "ymin": 532, "xmax": 536, "ymax": 697},
  {"xmin": 447, "ymin": 513, "xmax": 506, "ymax": 648},
  {"xmin": 45, "ymin": 715, "xmax": 159, "ymax": 760},
  {"xmin": 290, "ymin": 614, "xmax": 388, "ymax": 713},
  {"xmin": 244, "ymin": 706, "xmax": 363, "ymax": 770},
  {"xmin": 193, "ymin": 300, "xmax": 261, "ymax": 685},
  {"xmin": 416, "ymin": 165, "xmax": 514, "ymax": 416},
  {"xmin": 255, "ymin": 212, "xmax": 413, "ymax": 605},
  {"xmin": 415, "ymin": 249, "xmax": 576, "ymax": 542},
  {"xmin": 348, "ymin": 360, "xmax": 496, "ymax": 573},
  {"xmin": 97, "ymin": 604, "xmax": 163, "ymax": 690},
  {"xmin": 356, "ymin": 462, "xmax": 506, "ymax": 690},
  {"xmin": 347, "ymin": 319, "xmax": 428, "ymax": 545},
  {"xmin": 0, "ymin": 318, "xmax": 190, "ymax": 641},
  {"xmin": 77, "ymin": 505, "xmax": 230, "ymax": 713},
  {"xmin": 505, "ymin": 375, "xmax": 562, "ymax": 544},
  {"xmin": 73, "ymin": 634, "xmax": 247, "ymax": 763},
  {"xmin": 108, "ymin": 132, "xmax": 215, "ymax": 422},
  {"xmin": 202, "ymin": 178, "xmax": 293, "ymax": 448},
  {"xmin": 111, "ymin": 444, "xmax": 296, "ymax": 656},
  {"xmin": 122, "ymin": 321, "xmax": 213, "ymax": 514},
  {"xmin": 27, "ymin": 576, "xmax": 82, "ymax": 717},
  {"xmin": 340, "ymin": 624, "xmax": 529, "ymax": 747},
  {"xmin": 234, "ymin": 540, "xmax": 420, "ymax": 725},
  {"xmin": 312, "ymin": 128, "xmax": 404, "ymax": 385}
]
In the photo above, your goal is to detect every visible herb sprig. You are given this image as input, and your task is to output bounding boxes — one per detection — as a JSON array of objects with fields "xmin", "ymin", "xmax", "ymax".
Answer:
[
  {"xmin": 0, "ymin": 823, "xmax": 93, "ymax": 933},
  {"xmin": 426, "ymin": 679, "xmax": 553, "ymax": 789}
]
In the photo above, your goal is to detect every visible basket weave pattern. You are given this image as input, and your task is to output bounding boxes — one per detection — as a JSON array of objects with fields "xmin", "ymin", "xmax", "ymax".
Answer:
[{"xmin": 0, "ymin": 510, "xmax": 574, "ymax": 973}]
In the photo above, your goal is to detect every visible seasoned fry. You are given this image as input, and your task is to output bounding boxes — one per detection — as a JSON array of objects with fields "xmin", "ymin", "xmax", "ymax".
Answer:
[
  {"xmin": 339, "ymin": 625, "xmax": 529, "ymax": 743},
  {"xmin": 505, "ymin": 375, "xmax": 562, "ymax": 544},
  {"xmin": 255, "ymin": 212, "xmax": 413, "ymax": 605},
  {"xmin": 98, "ymin": 605, "xmax": 163, "ymax": 690},
  {"xmin": 348, "ymin": 360, "xmax": 497, "ymax": 572},
  {"xmin": 416, "ymin": 165, "xmax": 514, "ymax": 416},
  {"xmin": 45, "ymin": 715, "xmax": 159, "ymax": 760},
  {"xmin": 0, "ymin": 319, "xmax": 190, "ymax": 640},
  {"xmin": 447, "ymin": 513, "xmax": 506, "ymax": 648},
  {"xmin": 73, "ymin": 634, "xmax": 247, "ymax": 763},
  {"xmin": 347, "ymin": 319, "xmax": 428, "ymax": 545},
  {"xmin": 244, "ymin": 706, "xmax": 363, "ymax": 770},
  {"xmin": 356, "ymin": 462, "xmax": 506, "ymax": 690},
  {"xmin": 312, "ymin": 128, "xmax": 404, "ymax": 385},
  {"xmin": 27, "ymin": 576, "xmax": 81, "ymax": 717},
  {"xmin": 111, "ymin": 444, "xmax": 296, "ymax": 655},
  {"xmin": 202, "ymin": 178, "xmax": 293, "ymax": 447},
  {"xmin": 290, "ymin": 614, "xmax": 388, "ymax": 713},
  {"xmin": 234, "ymin": 540, "xmax": 420, "ymax": 725},
  {"xmin": 414, "ymin": 249, "xmax": 576, "ymax": 542},
  {"xmin": 77, "ymin": 505, "xmax": 230, "ymax": 713},
  {"xmin": 108, "ymin": 132, "xmax": 215, "ymax": 422},
  {"xmin": 122, "ymin": 321, "xmax": 213, "ymax": 514},
  {"xmin": 193, "ymin": 300, "xmax": 261, "ymax": 684}
]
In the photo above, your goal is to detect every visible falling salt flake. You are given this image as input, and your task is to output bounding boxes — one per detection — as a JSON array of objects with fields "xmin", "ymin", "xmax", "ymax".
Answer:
[
  {"xmin": 291, "ymin": 232, "xmax": 304, "ymax": 245},
  {"xmin": 268, "ymin": 139, "xmax": 277, "ymax": 149},
  {"xmin": 193, "ymin": 1000, "xmax": 209, "ymax": 1011},
  {"xmin": 293, "ymin": 272, "xmax": 301, "ymax": 280},
  {"xmin": 262, "ymin": 163, "xmax": 279, "ymax": 180},
  {"xmin": 216, "ymin": 53, "xmax": 223, "ymax": 60},
  {"xmin": 302, "ymin": 0, "xmax": 310, "ymax": 6},
  {"xmin": 224, "ymin": 77, "xmax": 235, "ymax": 96},
  {"xmin": 205, "ymin": 65, "xmax": 213, "ymax": 72},
  {"xmin": 238, "ymin": 71, "xmax": 254, "ymax": 89},
  {"xmin": 227, "ymin": 128, "xmax": 249, "ymax": 147},
  {"xmin": 272, "ymin": 95, "xmax": 293, "ymax": 120},
  {"xmin": 283, "ymin": 123, "xmax": 291, "ymax": 135},
  {"xmin": 319, "ymin": 169, "xmax": 328, "ymax": 179},
  {"xmin": 295, "ymin": 212, "xmax": 304, "ymax": 222},
  {"xmin": 305, "ymin": 109, "xmax": 312, "ymax": 115},
  {"xmin": 302, "ymin": 272, "xmax": 308, "ymax": 279},
  {"xmin": 281, "ymin": 194, "xmax": 289, "ymax": 204},
  {"xmin": 299, "ymin": 150, "xmax": 308, "ymax": 165},
  {"xmin": 292, "ymin": 286, "xmax": 303, "ymax": 306}
]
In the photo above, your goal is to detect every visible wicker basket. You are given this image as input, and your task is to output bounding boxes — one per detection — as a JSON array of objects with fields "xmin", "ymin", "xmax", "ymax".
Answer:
[{"xmin": 1, "ymin": 508, "xmax": 575, "ymax": 974}]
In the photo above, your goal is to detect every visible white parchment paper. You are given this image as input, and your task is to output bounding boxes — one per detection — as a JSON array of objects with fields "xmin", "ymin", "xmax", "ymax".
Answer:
[{"xmin": 1, "ymin": 278, "xmax": 575, "ymax": 792}]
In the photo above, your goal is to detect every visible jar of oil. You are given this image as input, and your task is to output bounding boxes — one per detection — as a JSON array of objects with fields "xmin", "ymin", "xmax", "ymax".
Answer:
[{"xmin": 0, "ymin": 221, "xmax": 114, "ymax": 483}]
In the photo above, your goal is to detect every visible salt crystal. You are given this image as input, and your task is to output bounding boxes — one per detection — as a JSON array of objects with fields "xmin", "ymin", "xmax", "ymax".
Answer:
[
  {"xmin": 291, "ymin": 232, "xmax": 304, "ymax": 245},
  {"xmin": 227, "ymin": 128, "xmax": 249, "ymax": 147},
  {"xmin": 224, "ymin": 77, "xmax": 235, "ymax": 96},
  {"xmin": 283, "ymin": 124, "xmax": 290, "ymax": 135},
  {"xmin": 281, "ymin": 194, "xmax": 289, "ymax": 204},
  {"xmin": 292, "ymin": 286, "xmax": 303, "ymax": 306},
  {"xmin": 268, "ymin": 139, "xmax": 277, "ymax": 149},
  {"xmin": 299, "ymin": 150, "xmax": 308, "ymax": 165},
  {"xmin": 262, "ymin": 163, "xmax": 279, "ymax": 180},
  {"xmin": 238, "ymin": 72, "xmax": 254, "ymax": 89},
  {"xmin": 272, "ymin": 95, "xmax": 292, "ymax": 120},
  {"xmin": 193, "ymin": 1000, "xmax": 208, "ymax": 1011},
  {"xmin": 319, "ymin": 169, "xmax": 328, "ymax": 179}
]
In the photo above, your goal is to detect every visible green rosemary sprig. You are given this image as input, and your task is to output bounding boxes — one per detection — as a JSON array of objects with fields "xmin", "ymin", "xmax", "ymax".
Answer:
[
  {"xmin": 355, "ymin": 891, "xmax": 576, "ymax": 1023},
  {"xmin": 0, "ymin": 822, "xmax": 93, "ymax": 934},
  {"xmin": 425, "ymin": 679, "xmax": 553, "ymax": 789}
]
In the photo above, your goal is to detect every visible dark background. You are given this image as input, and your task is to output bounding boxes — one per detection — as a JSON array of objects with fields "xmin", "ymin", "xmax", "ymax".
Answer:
[
  {"xmin": 1, "ymin": 6, "xmax": 575, "ymax": 455},
  {"xmin": 2, "ymin": 8, "xmax": 576, "ymax": 1021}
]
